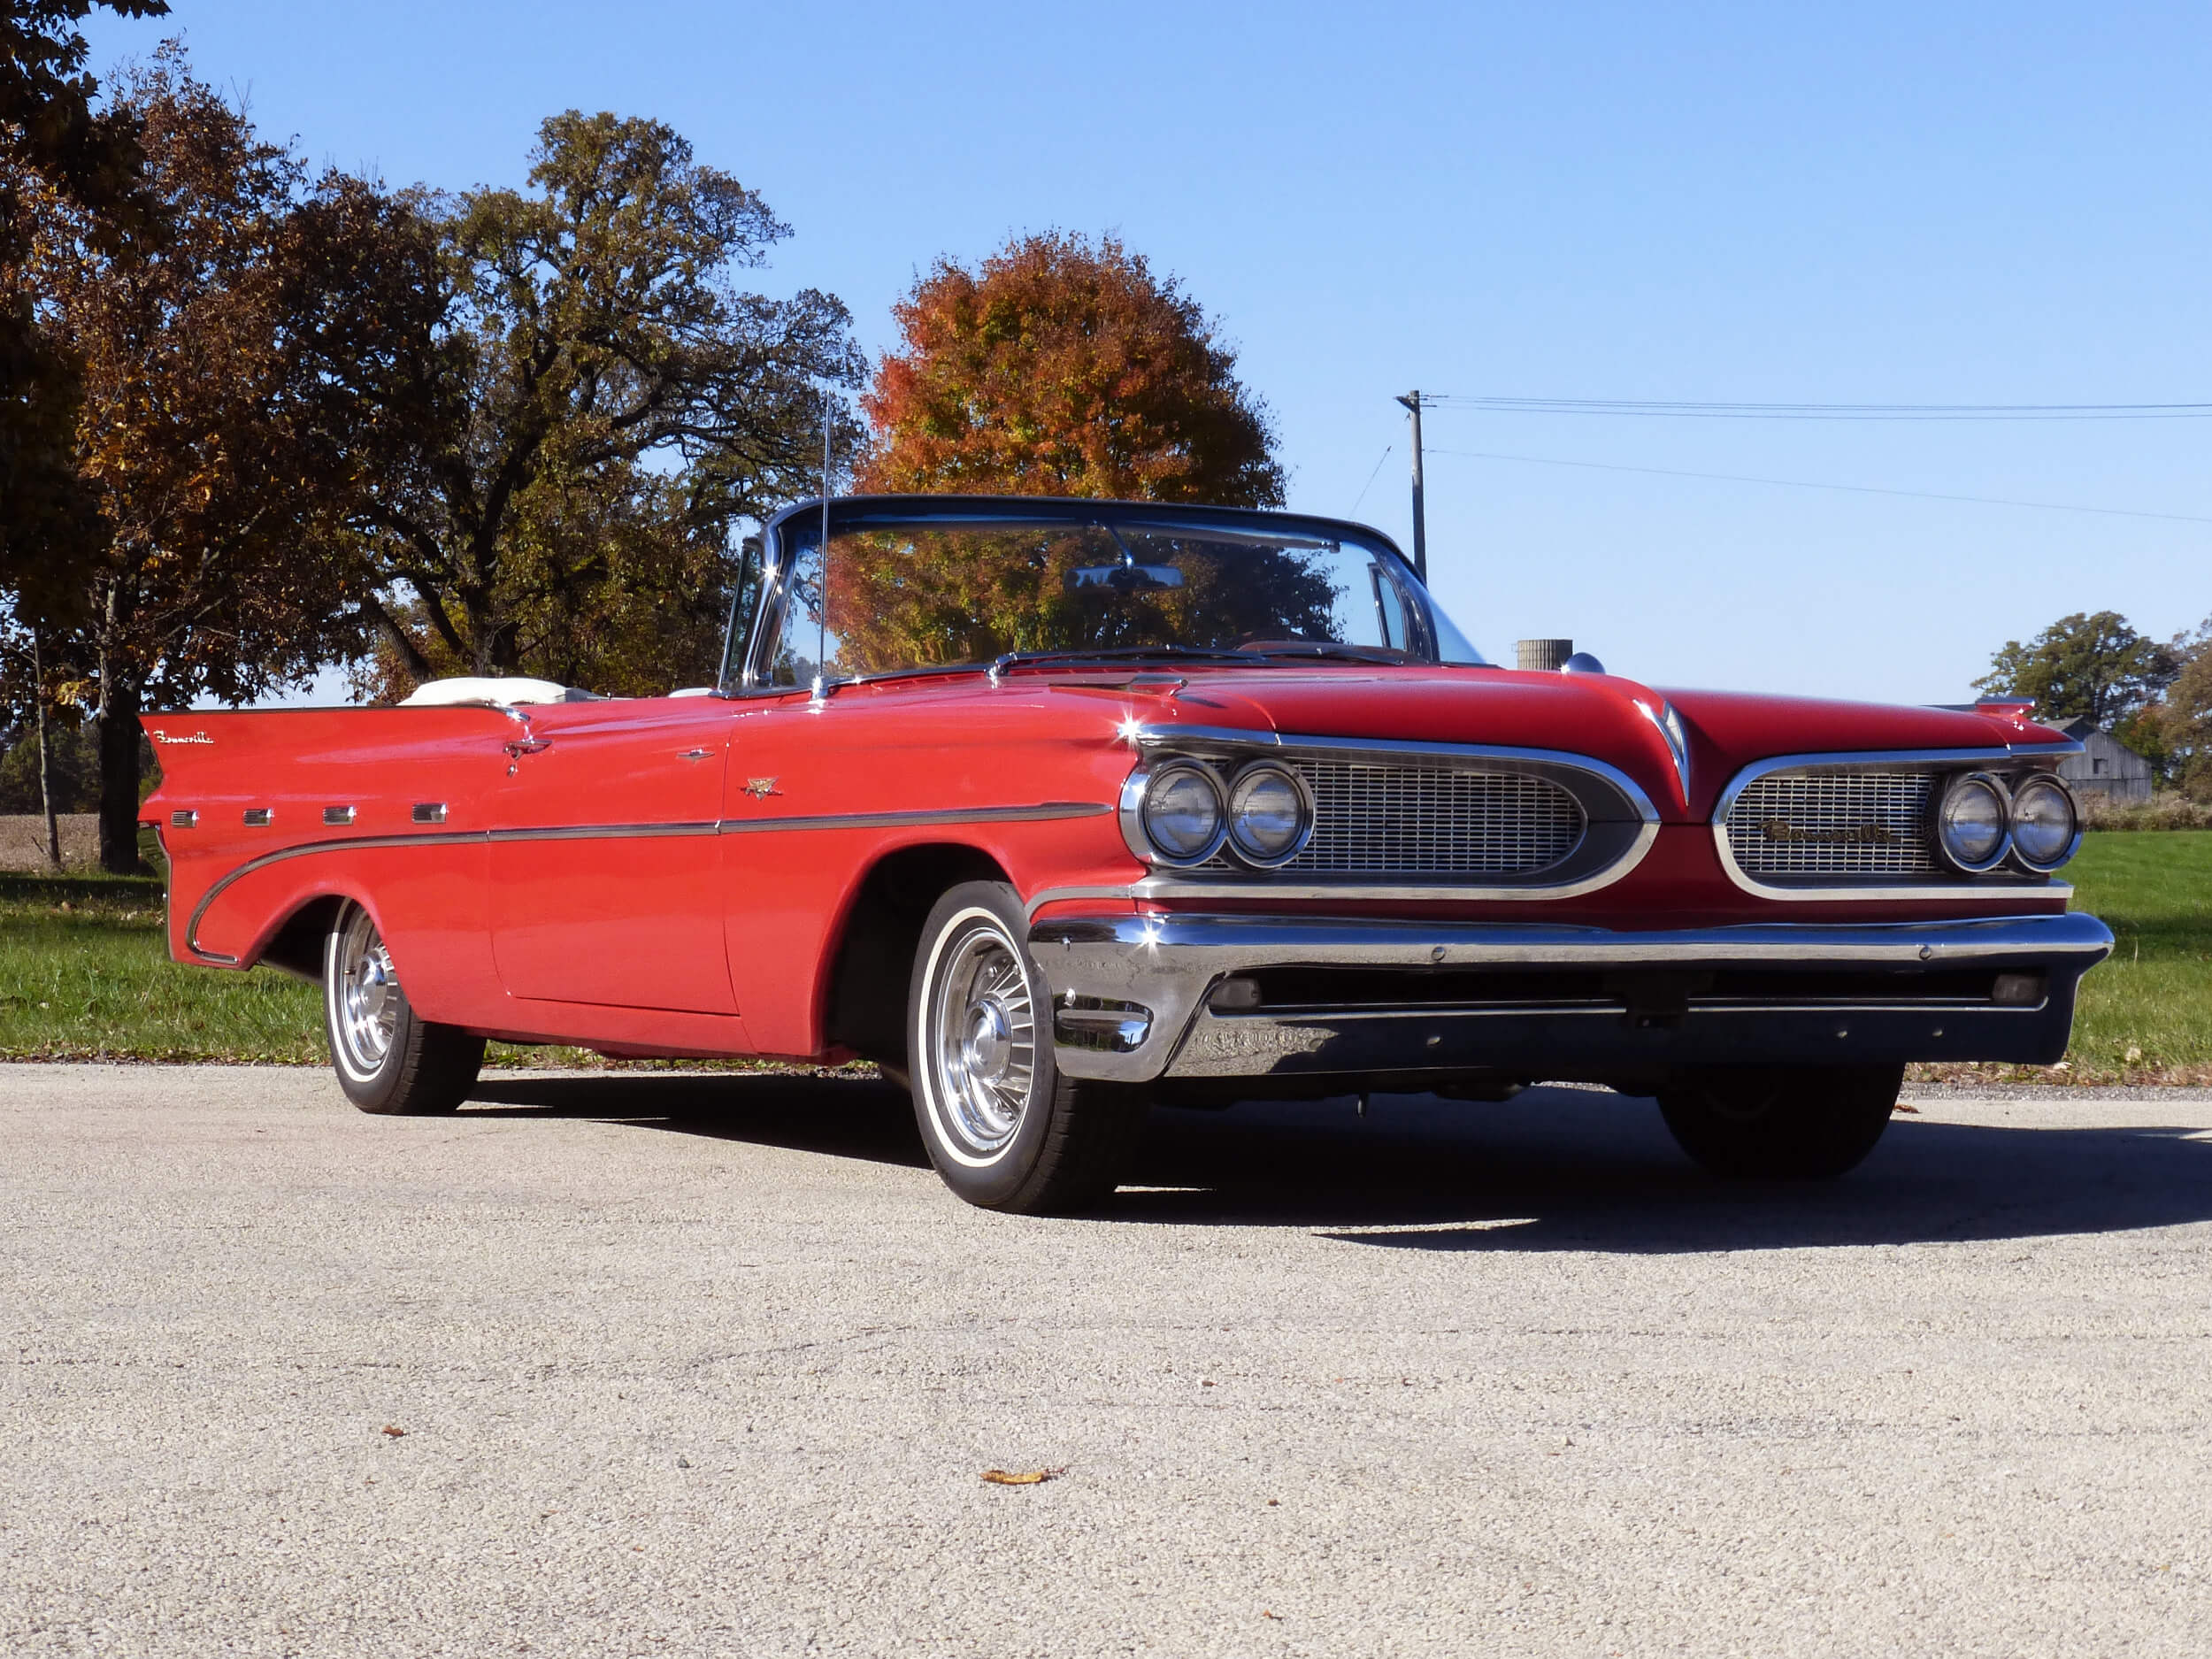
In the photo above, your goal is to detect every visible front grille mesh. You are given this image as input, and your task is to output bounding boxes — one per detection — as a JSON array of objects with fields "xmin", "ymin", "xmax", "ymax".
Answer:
[
  {"xmin": 1209, "ymin": 759, "xmax": 1586, "ymax": 878},
  {"xmin": 1726, "ymin": 770, "xmax": 1938, "ymax": 878}
]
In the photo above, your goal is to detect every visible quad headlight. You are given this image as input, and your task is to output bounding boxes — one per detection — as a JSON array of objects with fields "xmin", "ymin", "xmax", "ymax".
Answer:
[
  {"xmin": 2008, "ymin": 774, "xmax": 2080, "ymax": 872},
  {"xmin": 1932, "ymin": 770, "xmax": 2080, "ymax": 876},
  {"xmin": 1134, "ymin": 760, "xmax": 1227, "ymax": 865},
  {"xmin": 1225, "ymin": 763, "xmax": 1314, "ymax": 867},
  {"xmin": 1936, "ymin": 772, "xmax": 2012, "ymax": 873},
  {"xmin": 1125, "ymin": 758, "xmax": 1317, "ymax": 869}
]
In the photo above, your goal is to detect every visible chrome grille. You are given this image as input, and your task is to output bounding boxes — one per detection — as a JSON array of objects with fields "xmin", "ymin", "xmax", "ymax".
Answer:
[
  {"xmin": 1726, "ymin": 770, "xmax": 1938, "ymax": 878},
  {"xmin": 1211, "ymin": 758, "xmax": 1586, "ymax": 877}
]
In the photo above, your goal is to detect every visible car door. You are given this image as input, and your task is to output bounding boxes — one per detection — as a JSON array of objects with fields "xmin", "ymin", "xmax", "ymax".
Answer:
[{"xmin": 488, "ymin": 698, "xmax": 737, "ymax": 1014}]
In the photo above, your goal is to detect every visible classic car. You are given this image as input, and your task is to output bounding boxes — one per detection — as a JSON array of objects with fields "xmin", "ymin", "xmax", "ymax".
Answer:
[{"xmin": 142, "ymin": 494, "xmax": 2112, "ymax": 1211}]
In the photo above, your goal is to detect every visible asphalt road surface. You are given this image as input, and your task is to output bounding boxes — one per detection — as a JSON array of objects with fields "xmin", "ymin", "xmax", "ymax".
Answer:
[{"xmin": 4, "ymin": 1065, "xmax": 2210, "ymax": 1658}]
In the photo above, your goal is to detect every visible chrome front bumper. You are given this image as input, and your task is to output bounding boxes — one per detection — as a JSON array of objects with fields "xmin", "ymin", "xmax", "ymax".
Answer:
[{"xmin": 1026, "ymin": 911, "xmax": 2115, "ymax": 1086}]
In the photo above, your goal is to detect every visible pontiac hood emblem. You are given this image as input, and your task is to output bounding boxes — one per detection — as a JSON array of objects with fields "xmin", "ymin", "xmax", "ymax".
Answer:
[
  {"xmin": 743, "ymin": 777, "xmax": 780, "ymax": 799},
  {"xmin": 1760, "ymin": 818, "xmax": 1898, "ymax": 846}
]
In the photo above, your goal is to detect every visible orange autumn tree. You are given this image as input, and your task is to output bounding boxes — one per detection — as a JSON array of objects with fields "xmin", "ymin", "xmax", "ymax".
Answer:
[
  {"xmin": 830, "ymin": 233, "xmax": 1307, "ymax": 671},
  {"xmin": 855, "ymin": 231, "xmax": 1284, "ymax": 505}
]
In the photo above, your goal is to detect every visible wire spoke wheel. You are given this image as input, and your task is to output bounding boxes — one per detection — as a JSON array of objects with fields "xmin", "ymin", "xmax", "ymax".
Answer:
[
  {"xmin": 333, "ymin": 904, "xmax": 403, "ymax": 1076},
  {"xmin": 907, "ymin": 881, "xmax": 1150, "ymax": 1212},
  {"xmin": 320, "ymin": 901, "xmax": 482, "ymax": 1116},
  {"xmin": 923, "ymin": 914, "xmax": 1040, "ymax": 1160}
]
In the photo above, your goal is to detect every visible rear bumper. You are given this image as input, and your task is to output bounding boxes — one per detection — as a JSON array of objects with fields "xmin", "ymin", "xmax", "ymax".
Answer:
[{"xmin": 1026, "ymin": 910, "xmax": 2114, "ymax": 1086}]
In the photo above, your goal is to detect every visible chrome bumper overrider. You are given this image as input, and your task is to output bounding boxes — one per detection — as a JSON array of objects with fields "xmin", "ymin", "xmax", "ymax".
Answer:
[{"xmin": 1027, "ymin": 911, "xmax": 2115, "ymax": 1085}]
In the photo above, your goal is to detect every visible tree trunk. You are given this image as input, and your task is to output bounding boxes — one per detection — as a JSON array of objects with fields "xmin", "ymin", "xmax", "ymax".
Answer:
[
  {"xmin": 96, "ymin": 674, "xmax": 143, "ymax": 875},
  {"xmin": 95, "ymin": 581, "xmax": 145, "ymax": 875},
  {"xmin": 32, "ymin": 632, "xmax": 61, "ymax": 868}
]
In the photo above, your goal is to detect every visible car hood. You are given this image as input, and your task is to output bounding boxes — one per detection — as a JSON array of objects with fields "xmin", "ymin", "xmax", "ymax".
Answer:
[{"xmin": 1129, "ymin": 665, "xmax": 2068, "ymax": 821}]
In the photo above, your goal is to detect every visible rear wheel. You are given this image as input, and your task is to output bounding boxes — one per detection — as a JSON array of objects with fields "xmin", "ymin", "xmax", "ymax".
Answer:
[
  {"xmin": 1656, "ymin": 1064, "xmax": 1903, "ymax": 1179},
  {"xmin": 908, "ymin": 881, "xmax": 1150, "ymax": 1213},
  {"xmin": 323, "ymin": 902, "xmax": 484, "ymax": 1115}
]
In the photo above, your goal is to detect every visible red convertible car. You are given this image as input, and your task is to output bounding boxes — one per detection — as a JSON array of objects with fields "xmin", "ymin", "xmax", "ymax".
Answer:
[{"xmin": 143, "ymin": 495, "xmax": 2110, "ymax": 1211}]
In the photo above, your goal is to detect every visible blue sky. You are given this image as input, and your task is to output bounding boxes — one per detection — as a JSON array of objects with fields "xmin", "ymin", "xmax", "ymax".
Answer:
[{"xmin": 88, "ymin": 1, "xmax": 2212, "ymax": 704}]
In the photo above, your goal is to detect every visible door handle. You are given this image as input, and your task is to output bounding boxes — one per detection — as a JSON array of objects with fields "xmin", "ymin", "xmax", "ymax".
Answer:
[
  {"xmin": 503, "ymin": 737, "xmax": 552, "ymax": 757},
  {"xmin": 679, "ymin": 748, "xmax": 712, "ymax": 761}
]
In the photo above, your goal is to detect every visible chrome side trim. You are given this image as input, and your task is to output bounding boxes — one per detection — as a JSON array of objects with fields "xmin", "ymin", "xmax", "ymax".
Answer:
[
  {"xmin": 1712, "ymin": 748, "xmax": 2081, "ymax": 902},
  {"xmin": 718, "ymin": 802, "xmax": 1109, "ymax": 834},
  {"xmin": 182, "ymin": 804, "xmax": 1113, "ymax": 963},
  {"xmin": 495, "ymin": 821, "xmax": 719, "ymax": 842},
  {"xmin": 186, "ymin": 829, "xmax": 486, "ymax": 962}
]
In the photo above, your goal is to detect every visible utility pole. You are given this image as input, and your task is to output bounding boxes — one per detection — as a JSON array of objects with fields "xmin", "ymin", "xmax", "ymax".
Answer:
[
  {"xmin": 1394, "ymin": 391, "xmax": 1427, "ymax": 582},
  {"xmin": 32, "ymin": 629, "xmax": 59, "ymax": 868}
]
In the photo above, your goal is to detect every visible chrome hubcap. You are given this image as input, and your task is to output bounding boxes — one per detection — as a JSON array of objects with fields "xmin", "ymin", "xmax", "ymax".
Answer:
[
  {"xmin": 925, "ymin": 917, "xmax": 1038, "ymax": 1160},
  {"xmin": 334, "ymin": 907, "xmax": 402, "ymax": 1074}
]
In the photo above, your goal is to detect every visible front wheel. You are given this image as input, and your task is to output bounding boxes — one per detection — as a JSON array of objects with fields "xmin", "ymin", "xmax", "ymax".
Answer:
[
  {"xmin": 1656, "ymin": 1064, "xmax": 1903, "ymax": 1179},
  {"xmin": 908, "ymin": 881, "xmax": 1150, "ymax": 1213},
  {"xmin": 323, "ymin": 901, "xmax": 485, "ymax": 1115}
]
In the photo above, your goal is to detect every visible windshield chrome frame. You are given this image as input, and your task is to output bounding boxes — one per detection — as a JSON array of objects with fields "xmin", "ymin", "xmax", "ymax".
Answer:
[{"xmin": 718, "ymin": 494, "xmax": 1467, "ymax": 696}]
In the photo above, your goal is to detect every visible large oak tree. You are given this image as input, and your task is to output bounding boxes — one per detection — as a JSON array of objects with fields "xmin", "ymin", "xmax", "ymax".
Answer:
[
  {"xmin": 17, "ymin": 50, "xmax": 386, "ymax": 869},
  {"xmin": 345, "ymin": 111, "xmax": 862, "ymax": 697},
  {"xmin": 1, "ymin": 1, "xmax": 167, "ymax": 625},
  {"xmin": 1974, "ymin": 611, "xmax": 2180, "ymax": 729}
]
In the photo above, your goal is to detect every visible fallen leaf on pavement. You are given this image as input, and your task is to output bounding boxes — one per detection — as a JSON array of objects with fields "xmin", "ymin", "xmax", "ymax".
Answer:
[
  {"xmin": 380, "ymin": 1425, "xmax": 407, "ymax": 1438},
  {"xmin": 979, "ymin": 1467, "xmax": 1063, "ymax": 1486}
]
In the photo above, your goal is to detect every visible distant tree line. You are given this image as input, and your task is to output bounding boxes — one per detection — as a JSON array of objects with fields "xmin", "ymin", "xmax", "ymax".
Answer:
[{"xmin": 1976, "ymin": 611, "xmax": 2212, "ymax": 799}]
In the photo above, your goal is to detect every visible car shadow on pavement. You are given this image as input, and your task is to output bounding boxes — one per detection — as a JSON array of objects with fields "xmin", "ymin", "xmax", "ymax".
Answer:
[
  {"xmin": 1129, "ymin": 1089, "xmax": 2212, "ymax": 1252},
  {"xmin": 459, "ymin": 1075, "xmax": 2212, "ymax": 1253},
  {"xmin": 465, "ymin": 1071, "xmax": 934, "ymax": 1169}
]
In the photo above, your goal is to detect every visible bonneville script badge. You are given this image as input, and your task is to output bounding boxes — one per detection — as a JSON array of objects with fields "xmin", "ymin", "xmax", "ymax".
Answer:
[{"xmin": 1760, "ymin": 818, "xmax": 1898, "ymax": 846}]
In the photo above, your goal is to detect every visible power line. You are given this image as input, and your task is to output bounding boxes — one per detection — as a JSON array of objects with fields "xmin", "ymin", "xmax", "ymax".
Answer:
[
  {"xmin": 1423, "ymin": 445, "xmax": 2212, "ymax": 526},
  {"xmin": 1422, "ymin": 395, "xmax": 2212, "ymax": 422},
  {"xmin": 1348, "ymin": 442, "xmax": 1393, "ymax": 517}
]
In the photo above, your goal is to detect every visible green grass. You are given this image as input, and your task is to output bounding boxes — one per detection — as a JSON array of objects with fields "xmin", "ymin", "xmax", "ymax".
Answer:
[
  {"xmin": 2055, "ymin": 831, "xmax": 2212, "ymax": 1079},
  {"xmin": 0, "ymin": 870, "xmax": 844, "ymax": 1073},
  {"xmin": 4, "ymin": 835, "xmax": 2208, "ymax": 1078},
  {"xmin": 0, "ymin": 871, "xmax": 323, "ymax": 1061}
]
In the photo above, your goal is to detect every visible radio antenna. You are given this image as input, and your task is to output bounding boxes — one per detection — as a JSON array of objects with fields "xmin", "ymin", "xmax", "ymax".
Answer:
[{"xmin": 815, "ymin": 386, "xmax": 833, "ymax": 695}]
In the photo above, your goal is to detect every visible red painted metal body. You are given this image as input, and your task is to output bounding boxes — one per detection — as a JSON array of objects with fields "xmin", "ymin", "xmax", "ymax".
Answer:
[{"xmin": 141, "ymin": 662, "xmax": 2074, "ymax": 1064}]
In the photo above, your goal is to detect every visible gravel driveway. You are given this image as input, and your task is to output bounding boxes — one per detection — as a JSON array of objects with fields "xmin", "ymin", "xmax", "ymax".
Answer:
[{"xmin": 4, "ymin": 1065, "xmax": 2209, "ymax": 1657}]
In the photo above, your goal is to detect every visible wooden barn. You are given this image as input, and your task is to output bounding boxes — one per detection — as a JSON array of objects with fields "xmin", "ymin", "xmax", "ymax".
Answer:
[{"xmin": 2055, "ymin": 717, "xmax": 2154, "ymax": 803}]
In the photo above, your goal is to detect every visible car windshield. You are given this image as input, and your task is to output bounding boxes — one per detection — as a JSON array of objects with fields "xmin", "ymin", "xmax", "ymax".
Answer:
[{"xmin": 748, "ymin": 508, "xmax": 1484, "ymax": 688}]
